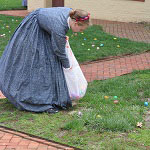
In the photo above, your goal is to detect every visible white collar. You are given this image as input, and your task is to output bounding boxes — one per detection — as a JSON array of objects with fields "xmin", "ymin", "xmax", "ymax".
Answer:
[{"xmin": 67, "ymin": 17, "xmax": 70, "ymax": 29}]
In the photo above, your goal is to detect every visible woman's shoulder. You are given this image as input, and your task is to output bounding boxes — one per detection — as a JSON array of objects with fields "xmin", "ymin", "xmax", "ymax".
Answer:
[{"xmin": 37, "ymin": 7, "xmax": 71, "ymax": 35}]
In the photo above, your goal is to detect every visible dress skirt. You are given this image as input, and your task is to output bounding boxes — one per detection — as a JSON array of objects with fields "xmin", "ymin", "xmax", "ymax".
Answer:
[{"xmin": 0, "ymin": 9, "xmax": 72, "ymax": 112}]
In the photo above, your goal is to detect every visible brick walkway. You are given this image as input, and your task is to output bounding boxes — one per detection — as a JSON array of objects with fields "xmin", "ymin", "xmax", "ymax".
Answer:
[
  {"xmin": 0, "ymin": 126, "xmax": 76, "ymax": 150},
  {"xmin": 0, "ymin": 10, "xmax": 29, "ymax": 17},
  {"xmin": 92, "ymin": 19, "xmax": 150, "ymax": 43},
  {"xmin": 0, "ymin": 10, "xmax": 150, "ymax": 150},
  {"xmin": 81, "ymin": 52, "xmax": 150, "ymax": 82}
]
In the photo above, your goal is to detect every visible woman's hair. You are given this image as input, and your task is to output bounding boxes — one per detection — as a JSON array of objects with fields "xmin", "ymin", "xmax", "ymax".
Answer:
[{"xmin": 69, "ymin": 9, "xmax": 90, "ymax": 26}]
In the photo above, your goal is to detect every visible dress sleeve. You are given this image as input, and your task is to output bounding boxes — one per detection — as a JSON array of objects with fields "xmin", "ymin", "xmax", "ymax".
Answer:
[
  {"xmin": 37, "ymin": 13, "xmax": 53, "ymax": 35},
  {"xmin": 51, "ymin": 31, "xmax": 70, "ymax": 68},
  {"xmin": 37, "ymin": 11, "xmax": 70, "ymax": 68}
]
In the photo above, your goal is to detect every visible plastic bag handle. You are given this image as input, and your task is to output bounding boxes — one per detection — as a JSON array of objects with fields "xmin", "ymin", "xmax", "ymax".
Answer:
[{"xmin": 65, "ymin": 37, "xmax": 73, "ymax": 70}]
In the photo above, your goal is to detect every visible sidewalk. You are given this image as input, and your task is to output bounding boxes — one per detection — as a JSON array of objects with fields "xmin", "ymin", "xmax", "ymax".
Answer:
[
  {"xmin": 92, "ymin": 19, "xmax": 150, "ymax": 43},
  {"xmin": 0, "ymin": 126, "xmax": 77, "ymax": 150},
  {"xmin": 0, "ymin": 10, "xmax": 150, "ymax": 150},
  {"xmin": 81, "ymin": 52, "xmax": 150, "ymax": 82}
]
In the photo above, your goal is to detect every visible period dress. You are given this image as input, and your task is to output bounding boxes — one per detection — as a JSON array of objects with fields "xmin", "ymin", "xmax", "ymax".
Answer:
[{"xmin": 0, "ymin": 7, "xmax": 72, "ymax": 112}]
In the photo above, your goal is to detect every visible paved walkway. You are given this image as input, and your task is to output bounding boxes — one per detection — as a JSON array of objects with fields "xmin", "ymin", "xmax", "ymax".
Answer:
[
  {"xmin": 0, "ymin": 10, "xmax": 29, "ymax": 17},
  {"xmin": 0, "ymin": 10, "xmax": 150, "ymax": 150},
  {"xmin": 81, "ymin": 52, "xmax": 150, "ymax": 82},
  {"xmin": 0, "ymin": 126, "xmax": 76, "ymax": 150},
  {"xmin": 92, "ymin": 19, "xmax": 150, "ymax": 43}
]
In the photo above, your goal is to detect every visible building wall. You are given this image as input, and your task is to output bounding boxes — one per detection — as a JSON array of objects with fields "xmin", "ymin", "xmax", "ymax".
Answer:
[
  {"xmin": 65, "ymin": 0, "xmax": 150, "ymax": 22},
  {"xmin": 28, "ymin": 0, "xmax": 150, "ymax": 22},
  {"xmin": 28, "ymin": 0, "xmax": 52, "ymax": 12}
]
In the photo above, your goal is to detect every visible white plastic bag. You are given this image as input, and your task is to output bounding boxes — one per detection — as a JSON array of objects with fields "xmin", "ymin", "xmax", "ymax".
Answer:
[{"xmin": 63, "ymin": 37, "xmax": 88, "ymax": 100}]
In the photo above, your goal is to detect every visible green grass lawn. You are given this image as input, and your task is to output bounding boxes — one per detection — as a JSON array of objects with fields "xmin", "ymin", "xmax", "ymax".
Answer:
[
  {"xmin": 0, "ymin": 15, "xmax": 150, "ymax": 149},
  {"xmin": 68, "ymin": 27, "xmax": 150, "ymax": 63},
  {"xmin": 0, "ymin": 0, "xmax": 26, "ymax": 10},
  {"xmin": 0, "ymin": 70, "xmax": 150, "ymax": 149},
  {"xmin": 0, "ymin": 15, "xmax": 150, "ymax": 61}
]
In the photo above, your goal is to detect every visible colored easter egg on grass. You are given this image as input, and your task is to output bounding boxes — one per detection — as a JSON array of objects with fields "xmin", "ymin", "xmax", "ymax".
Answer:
[
  {"xmin": 114, "ymin": 100, "xmax": 119, "ymax": 104},
  {"xmin": 144, "ymin": 102, "xmax": 148, "ymax": 106},
  {"xmin": 104, "ymin": 96, "xmax": 109, "ymax": 99},
  {"xmin": 78, "ymin": 111, "xmax": 83, "ymax": 116},
  {"xmin": 114, "ymin": 96, "xmax": 118, "ymax": 99}
]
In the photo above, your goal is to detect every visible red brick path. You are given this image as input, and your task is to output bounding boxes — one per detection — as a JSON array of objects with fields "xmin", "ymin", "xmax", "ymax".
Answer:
[
  {"xmin": 81, "ymin": 52, "xmax": 150, "ymax": 82},
  {"xmin": 92, "ymin": 19, "xmax": 150, "ymax": 43},
  {"xmin": 0, "ymin": 127, "xmax": 75, "ymax": 150},
  {"xmin": 0, "ymin": 10, "xmax": 29, "ymax": 17},
  {"xmin": 0, "ymin": 10, "xmax": 150, "ymax": 150}
]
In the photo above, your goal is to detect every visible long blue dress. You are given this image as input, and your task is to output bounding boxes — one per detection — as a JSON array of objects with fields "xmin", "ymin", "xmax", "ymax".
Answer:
[{"xmin": 0, "ymin": 7, "xmax": 72, "ymax": 112}]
